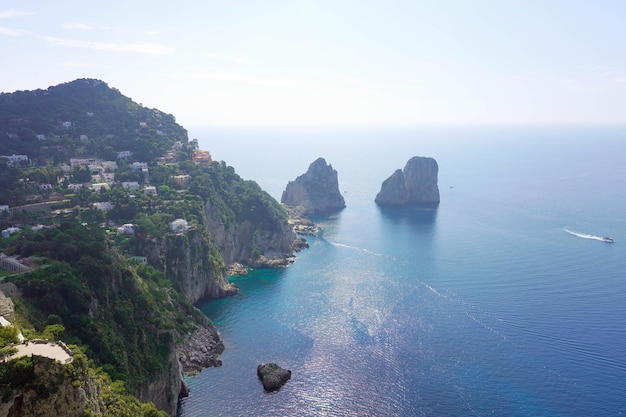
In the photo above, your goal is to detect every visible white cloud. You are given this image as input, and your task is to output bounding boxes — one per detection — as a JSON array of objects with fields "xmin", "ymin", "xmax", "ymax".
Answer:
[
  {"xmin": 0, "ymin": 26, "xmax": 22, "ymax": 36},
  {"xmin": 39, "ymin": 36, "xmax": 173, "ymax": 55},
  {"xmin": 61, "ymin": 22, "xmax": 121, "ymax": 31},
  {"xmin": 0, "ymin": 10, "xmax": 33, "ymax": 19},
  {"xmin": 62, "ymin": 23, "xmax": 93, "ymax": 30}
]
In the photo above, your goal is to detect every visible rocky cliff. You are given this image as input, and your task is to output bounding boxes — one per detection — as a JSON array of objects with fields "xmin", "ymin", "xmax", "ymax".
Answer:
[
  {"xmin": 142, "ymin": 229, "xmax": 237, "ymax": 304},
  {"xmin": 375, "ymin": 156, "xmax": 440, "ymax": 206},
  {"xmin": 281, "ymin": 158, "xmax": 346, "ymax": 216},
  {"xmin": 0, "ymin": 354, "xmax": 171, "ymax": 417},
  {"xmin": 0, "ymin": 357, "xmax": 102, "ymax": 417},
  {"xmin": 139, "ymin": 194, "xmax": 295, "ymax": 305},
  {"xmin": 204, "ymin": 197, "xmax": 296, "ymax": 269},
  {"xmin": 135, "ymin": 339, "xmax": 184, "ymax": 415}
]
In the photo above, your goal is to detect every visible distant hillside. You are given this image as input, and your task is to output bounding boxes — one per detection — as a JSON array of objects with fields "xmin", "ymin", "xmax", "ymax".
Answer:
[{"xmin": 0, "ymin": 79, "xmax": 187, "ymax": 163}]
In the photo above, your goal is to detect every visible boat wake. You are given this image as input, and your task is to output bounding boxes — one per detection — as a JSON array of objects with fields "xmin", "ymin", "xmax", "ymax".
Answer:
[
  {"xmin": 564, "ymin": 228, "xmax": 614, "ymax": 243},
  {"xmin": 327, "ymin": 241, "xmax": 386, "ymax": 257}
]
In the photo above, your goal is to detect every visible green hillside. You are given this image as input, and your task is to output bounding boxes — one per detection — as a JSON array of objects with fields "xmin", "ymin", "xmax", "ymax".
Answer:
[{"xmin": 0, "ymin": 78, "xmax": 186, "ymax": 163}]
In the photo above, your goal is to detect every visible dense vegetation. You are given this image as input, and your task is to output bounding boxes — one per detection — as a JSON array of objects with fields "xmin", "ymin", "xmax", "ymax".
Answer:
[
  {"xmin": 0, "ymin": 79, "xmax": 293, "ymax": 415},
  {"xmin": 3, "ymin": 222, "xmax": 201, "ymax": 386},
  {"xmin": 0, "ymin": 352, "xmax": 168, "ymax": 416},
  {"xmin": 0, "ymin": 79, "xmax": 186, "ymax": 163}
]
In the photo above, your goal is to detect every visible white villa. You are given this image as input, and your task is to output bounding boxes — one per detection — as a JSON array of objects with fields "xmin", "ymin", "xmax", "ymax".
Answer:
[
  {"xmin": 170, "ymin": 219, "xmax": 188, "ymax": 232},
  {"xmin": 90, "ymin": 183, "xmax": 110, "ymax": 192},
  {"xmin": 93, "ymin": 202, "xmax": 114, "ymax": 211},
  {"xmin": 130, "ymin": 162, "xmax": 148, "ymax": 171},
  {"xmin": 122, "ymin": 181, "xmax": 140, "ymax": 190},
  {"xmin": 2, "ymin": 227, "xmax": 20, "ymax": 239},
  {"xmin": 1, "ymin": 154, "xmax": 29, "ymax": 167},
  {"xmin": 117, "ymin": 224, "xmax": 135, "ymax": 234}
]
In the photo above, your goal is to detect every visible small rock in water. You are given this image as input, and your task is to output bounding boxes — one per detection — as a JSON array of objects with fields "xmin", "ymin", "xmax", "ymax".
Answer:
[{"xmin": 257, "ymin": 362, "xmax": 292, "ymax": 392}]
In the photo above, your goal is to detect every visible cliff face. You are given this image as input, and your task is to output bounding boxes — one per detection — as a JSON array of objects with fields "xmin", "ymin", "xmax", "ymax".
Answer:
[
  {"xmin": 0, "ymin": 357, "xmax": 104, "ymax": 417},
  {"xmin": 140, "ymin": 195, "xmax": 295, "ymax": 305},
  {"xmin": 375, "ymin": 156, "xmax": 440, "ymax": 206},
  {"xmin": 142, "ymin": 229, "xmax": 237, "ymax": 304},
  {"xmin": 281, "ymin": 158, "xmax": 346, "ymax": 216},
  {"xmin": 204, "ymin": 198, "xmax": 295, "ymax": 267},
  {"xmin": 135, "ymin": 339, "xmax": 183, "ymax": 416}
]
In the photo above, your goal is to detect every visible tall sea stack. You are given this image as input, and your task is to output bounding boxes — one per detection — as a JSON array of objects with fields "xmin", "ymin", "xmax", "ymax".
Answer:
[
  {"xmin": 375, "ymin": 156, "xmax": 440, "ymax": 206},
  {"xmin": 281, "ymin": 157, "xmax": 346, "ymax": 216}
]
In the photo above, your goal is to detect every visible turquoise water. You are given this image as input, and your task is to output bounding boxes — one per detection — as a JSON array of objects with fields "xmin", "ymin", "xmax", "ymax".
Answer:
[{"xmin": 179, "ymin": 126, "xmax": 626, "ymax": 416}]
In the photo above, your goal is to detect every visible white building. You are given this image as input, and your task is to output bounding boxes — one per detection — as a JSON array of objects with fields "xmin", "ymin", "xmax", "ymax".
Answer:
[
  {"xmin": 117, "ymin": 151, "xmax": 133, "ymax": 159},
  {"xmin": 101, "ymin": 161, "xmax": 118, "ymax": 171},
  {"xmin": 1, "ymin": 154, "xmax": 28, "ymax": 167},
  {"xmin": 36, "ymin": 134, "xmax": 46, "ymax": 141},
  {"xmin": 90, "ymin": 183, "xmax": 110, "ymax": 192},
  {"xmin": 143, "ymin": 186, "xmax": 157, "ymax": 196},
  {"xmin": 93, "ymin": 202, "xmax": 114, "ymax": 211},
  {"xmin": 2, "ymin": 227, "xmax": 20, "ymax": 238},
  {"xmin": 70, "ymin": 158, "xmax": 95, "ymax": 168},
  {"xmin": 0, "ymin": 205, "xmax": 8, "ymax": 213},
  {"xmin": 170, "ymin": 219, "xmax": 188, "ymax": 232},
  {"xmin": 102, "ymin": 173, "xmax": 116, "ymax": 183},
  {"xmin": 88, "ymin": 164, "xmax": 103, "ymax": 173},
  {"xmin": 68, "ymin": 183, "xmax": 83, "ymax": 190},
  {"xmin": 122, "ymin": 181, "xmax": 140, "ymax": 190},
  {"xmin": 130, "ymin": 162, "xmax": 148, "ymax": 171},
  {"xmin": 117, "ymin": 224, "xmax": 135, "ymax": 234}
]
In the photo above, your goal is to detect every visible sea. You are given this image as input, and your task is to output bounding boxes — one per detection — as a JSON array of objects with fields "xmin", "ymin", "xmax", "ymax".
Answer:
[{"xmin": 178, "ymin": 125, "xmax": 626, "ymax": 417}]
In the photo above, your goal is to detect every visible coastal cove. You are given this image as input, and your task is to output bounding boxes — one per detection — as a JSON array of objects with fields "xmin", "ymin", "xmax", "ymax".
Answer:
[{"xmin": 179, "ymin": 126, "xmax": 626, "ymax": 416}]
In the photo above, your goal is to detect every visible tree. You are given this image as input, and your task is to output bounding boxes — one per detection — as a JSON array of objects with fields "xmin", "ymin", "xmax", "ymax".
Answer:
[
  {"xmin": 0, "ymin": 346, "xmax": 18, "ymax": 361},
  {"xmin": 0, "ymin": 325, "xmax": 19, "ymax": 348},
  {"xmin": 42, "ymin": 324, "xmax": 65, "ymax": 340}
]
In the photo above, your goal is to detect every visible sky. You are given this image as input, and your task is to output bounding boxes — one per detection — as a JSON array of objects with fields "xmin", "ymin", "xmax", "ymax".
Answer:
[{"xmin": 1, "ymin": 0, "xmax": 626, "ymax": 128}]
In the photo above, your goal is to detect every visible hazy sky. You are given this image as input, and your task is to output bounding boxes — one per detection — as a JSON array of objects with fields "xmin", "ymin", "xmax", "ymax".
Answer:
[{"xmin": 1, "ymin": 1, "xmax": 626, "ymax": 127}]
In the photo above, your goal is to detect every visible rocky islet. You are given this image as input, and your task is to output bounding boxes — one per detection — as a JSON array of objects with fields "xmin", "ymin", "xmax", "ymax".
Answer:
[{"xmin": 375, "ymin": 156, "xmax": 440, "ymax": 206}]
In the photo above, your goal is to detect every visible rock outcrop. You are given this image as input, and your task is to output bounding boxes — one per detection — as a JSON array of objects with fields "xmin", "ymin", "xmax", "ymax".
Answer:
[
  {"xmin": 203, "ymin": 198, "xmax": 297, "ymax": 270},
  {"xmin": 177, "ymin": 322, "xmax": 225, "ymax": 375},
  {"xmin": 257, "ymin": 363, "xmax": 292, "ymax": 392},
  {"xmin": 0, "ymin": 357, "xmax": 105, "ymax": 417},
  {"xmin": 136, "ymin": 339, "xmax": 185, "ymax": 415},
  {"xmin": 141, "ymin": 229, "xmax": 237, "ymax": 304},
  {"xmin": 281, "ymin": 158, "xmax": 346, "ymax": 216},
  {"xmin": 375, "ymin": 156, "xmax": 440, "ymax": 206}
]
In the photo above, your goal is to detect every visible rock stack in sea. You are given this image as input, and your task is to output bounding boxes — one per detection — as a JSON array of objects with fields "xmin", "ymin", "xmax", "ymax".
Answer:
[
  {"xmin": 375, "ymin": 156, "xmax": 440, "ymax": 206},
  {"xmin": 281, "ymin": 157, "xmax": 346, "ymax": 216},
  {"xmin": 257, "ymin": 362, "xmax": 292, "ymax": 392}
]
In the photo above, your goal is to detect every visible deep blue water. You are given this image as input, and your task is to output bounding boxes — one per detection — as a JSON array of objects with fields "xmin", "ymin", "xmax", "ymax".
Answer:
[{"xmin": 179, "ymin": 126, "xmax": 626, "ymax": 417}]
